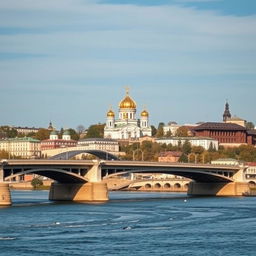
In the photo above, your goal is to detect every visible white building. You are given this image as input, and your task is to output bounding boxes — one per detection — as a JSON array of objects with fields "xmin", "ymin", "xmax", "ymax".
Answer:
[
  {"xmin": 0, "ymin": 137, "xmax": 41, "ymax": 158},
  {"xmin": 163, "ymin": 122, "xmax": 180, "ymax": 136},
  {"xmin": 78, "ymin": 138, "xmax": 119, "ymax": 153},
  {"xmin": 156, "ymin": 137, "xmax": 219, "ymax": 150},
  {"xmin": 104, "ymin": 89, "xmax": 152, "ymax": 139},
  {"xmin": 211, "ymin": 158, "xmax": 241, "ymax": 166}
]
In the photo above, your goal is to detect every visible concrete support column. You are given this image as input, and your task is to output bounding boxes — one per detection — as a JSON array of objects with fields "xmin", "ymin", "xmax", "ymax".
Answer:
[
  {"xmin": 0, "ymin": 183, "xmax": 12, "ymax": 206},
  {"xmin": 85, "ymin": 160, "xmax": 104, "ymax": 182},
  {"xmin": 49, "ymin": 182, "xmax": 109, "ymax": 202},
  {"xmin": 188, "ymin": 181, "xmax": 250, "ymax": 196}
]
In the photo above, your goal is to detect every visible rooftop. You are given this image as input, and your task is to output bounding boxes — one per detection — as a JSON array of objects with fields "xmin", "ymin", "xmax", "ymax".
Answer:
[{"xmin": 193, "ymin": 122, "xmax": 246, "ymax": 131}]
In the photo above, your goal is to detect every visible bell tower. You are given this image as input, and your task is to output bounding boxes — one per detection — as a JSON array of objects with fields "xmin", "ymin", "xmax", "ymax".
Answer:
[{"xmin": 223, "ymin": 101, "xmax": 231, "ymax": 122}]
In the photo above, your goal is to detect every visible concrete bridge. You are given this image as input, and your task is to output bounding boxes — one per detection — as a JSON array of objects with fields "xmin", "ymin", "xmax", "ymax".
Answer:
[{"xmin": 0, "ymin": 153, "xmax": 250, "ymax": 206}]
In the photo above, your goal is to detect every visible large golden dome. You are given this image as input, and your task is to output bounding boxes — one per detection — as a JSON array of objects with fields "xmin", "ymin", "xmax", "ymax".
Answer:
[{"xmin": 119, "ymin": 89, "xmax": 136, "ymax": 109}]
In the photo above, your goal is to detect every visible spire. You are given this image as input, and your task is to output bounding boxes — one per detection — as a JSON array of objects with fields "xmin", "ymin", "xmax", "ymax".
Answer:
[{"xmin": 223, "ymin": 100, "xmax": 231, "ymax": 122}]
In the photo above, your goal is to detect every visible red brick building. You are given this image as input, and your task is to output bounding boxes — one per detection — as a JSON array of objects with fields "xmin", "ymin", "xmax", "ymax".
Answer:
[{"xmin": 193, "ymin": 122, "xmax": 256, "ymax": 146}]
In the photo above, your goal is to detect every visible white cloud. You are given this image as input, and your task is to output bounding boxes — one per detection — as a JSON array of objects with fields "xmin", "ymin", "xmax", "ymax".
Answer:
[{"xmin": 0, "ymin": 0, "xmax": 255, "ymax": 127}]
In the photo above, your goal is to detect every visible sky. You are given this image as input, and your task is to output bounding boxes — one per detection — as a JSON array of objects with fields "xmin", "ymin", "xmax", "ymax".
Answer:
[{"xmin": 0, "ymin": 0, "xmax": 256, "ymax": 130}]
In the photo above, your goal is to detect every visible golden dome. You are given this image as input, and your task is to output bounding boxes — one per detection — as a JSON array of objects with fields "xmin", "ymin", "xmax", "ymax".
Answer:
[
  {"xmin": 107, "ymin": 109, "xmax": 115, "ymax": 117},
  {"xmin": 119, "ymin": 89, "xmax": 136, "ymax": 109},
  {"xmin": 141, "ymin": 110, "xmax": 149, "ymax": 117}
]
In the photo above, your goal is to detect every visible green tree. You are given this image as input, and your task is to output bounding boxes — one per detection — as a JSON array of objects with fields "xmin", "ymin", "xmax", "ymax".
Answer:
[
  {"xmin": 179, "ymin": 153, "xmax": 188, "ymax": 163},
  {"xmin": 0, "ymin": 126, "xmax": 18, "ymax": 138},
  {"xmin": 35, "ymin": 128, "xmax": 51, "ymax": 140},
  {"xmin": 246, "ymin": 122, "xmax": 255, "ymax": 130},
  {"xmin": 165, "ymin": 130, "xmax": 172, "ymax": 138},
  {"xmin": 175, "ymin": 126, "xmax": 188, "ymax": 137},
  {"xmin": 208, "ymin": 142, "xmax": 216, "ymax": 152},
  {"xmin": 151, "ymin": 125, "xmax": 157, "ymax": 136},
  {"xmin": 68, "ymin": 128, "xmax": 79, "ymax": 140},
  {"xmin": 31, "ymin": 177, "xmax": 43, "ymax": 189},
  {"xmin": 182, "ymin": 140, "xmax": 192, "ymax": 154},
  {"xmin": 156, "ymin": 122, "xmax": 165, "ymax": 138},
  {"xmin": 85, "ymin": 124, "xmax": 105, "ymax": 138}
]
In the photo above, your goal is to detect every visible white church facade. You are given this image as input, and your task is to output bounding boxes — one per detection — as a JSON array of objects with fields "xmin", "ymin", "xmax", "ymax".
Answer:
[{"xmin": 104, "ymin": 89, "xmax": 152, "ymax": 140}]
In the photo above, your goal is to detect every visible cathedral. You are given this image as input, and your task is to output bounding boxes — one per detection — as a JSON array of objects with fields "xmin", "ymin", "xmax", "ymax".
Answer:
[{"xmin": 104, "ymin": 89, "xmax": 152, "ymax": 139}]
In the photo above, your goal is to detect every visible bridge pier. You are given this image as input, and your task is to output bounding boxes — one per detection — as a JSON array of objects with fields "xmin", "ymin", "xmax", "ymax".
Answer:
[
  {"xmin": 0, "ymin": 183, "xmax": 12, "ymax": 206},
  {"xmin": 49, "ymin": 182, "xmax": 109, "ymax": 202},
  {"xmin": 187, "ymin": 181, "xmax": 250, "ymax": 196}
]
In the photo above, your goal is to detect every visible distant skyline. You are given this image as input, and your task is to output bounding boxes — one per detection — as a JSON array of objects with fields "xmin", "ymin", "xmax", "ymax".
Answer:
[{"xmin": 1, "ymin": 0, "xmax": 256, "ymax": 129}]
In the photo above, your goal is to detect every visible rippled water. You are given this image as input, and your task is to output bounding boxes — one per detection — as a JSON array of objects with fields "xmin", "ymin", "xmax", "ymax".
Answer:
[{"xmin": 0, "ymin": 190, "xmax": 256, "ymax": 256}]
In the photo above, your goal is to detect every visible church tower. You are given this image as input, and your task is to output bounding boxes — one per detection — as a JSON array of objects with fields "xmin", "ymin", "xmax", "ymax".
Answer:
[
  {"xmin": 223, "ymin": 101, "xmax": 231, "ymax": 122},
  {"xmin": 106, "ymin": 108, "xmax": 115, "ymax": 129}
]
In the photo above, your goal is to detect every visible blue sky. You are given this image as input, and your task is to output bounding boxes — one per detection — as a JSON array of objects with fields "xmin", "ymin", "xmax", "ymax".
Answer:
[{"xmin": 0, "ymin": 0, "xmax": 256, "ymax": 130}]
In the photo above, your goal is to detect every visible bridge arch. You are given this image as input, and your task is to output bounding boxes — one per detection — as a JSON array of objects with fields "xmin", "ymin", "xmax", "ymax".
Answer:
[
  {"xmin": 5, "ymin": 168, "xmax": 89, "ymax": 184},
  {"xmin": 164, "ymin": 183, "xmax": 171, "ymax": 189},
  {"xmin": 154, "ymin": 183, "xmax": 161, "ymax": 189},
  {"xmin": 145, "ymin": 183, "xmax": 152, "ymax": 189},
  {"xmin": 50, "ymin": 150, "xmax": 119, "ymax": 161}
]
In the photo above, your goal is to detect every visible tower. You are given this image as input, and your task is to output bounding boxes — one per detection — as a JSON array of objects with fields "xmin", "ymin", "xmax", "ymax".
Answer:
[
  {"xmin": 140, "ymin": 109, "xmax": 149, "ymax": 128},
  {"xmin": 223, "ymin": 101, "xmax": 231, "ymax": 122},
  {"xmin": 106, "ymin": 109, "xmax": 115, "ymax": 129},
  {"xmin": 50, "ymin": 130, "xmax": 58, "ymax": 140},
  {"xmin": 62, "ymin": 130, "xmax": 71, "ymax": 140}
]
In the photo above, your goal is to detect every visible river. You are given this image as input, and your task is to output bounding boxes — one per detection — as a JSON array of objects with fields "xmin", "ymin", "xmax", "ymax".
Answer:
[{"xmin": 0, "ymin": 190, "xmax": 255, "ymax": 256}]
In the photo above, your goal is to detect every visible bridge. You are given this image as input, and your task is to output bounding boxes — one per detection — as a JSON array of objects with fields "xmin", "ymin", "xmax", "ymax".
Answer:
[{"xmin": 0, "ymin": 152, "xmax": 250, "ymax": 206}]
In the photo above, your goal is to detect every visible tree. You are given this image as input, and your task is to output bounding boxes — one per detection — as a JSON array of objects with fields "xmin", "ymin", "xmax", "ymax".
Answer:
[
  {"xmin": 246, "ymin": 122, "xmax": 255, "ymax": 130},
  {"xmin": 182, "ymin": 140, "xmax": 192, "ymax": 155},
  {"xmin": 151, "ymin": 125, "xmax": 157, "ymax": 136},
  {"xmin": 179, "ymin": 153, "xmax": 188, "ymax": 163},
  {"xmin": 85, "ymin": 124, "xmax": 105, "ymax": 138},
  {"xmin": 31, "ymin": 177, "xmax": 43, "ymax": 189},
  {"xmin": 191, "ymin": 146, "xmax": 204, "ymax": 155},
  {"xmin": 68, "ymin": 128, "xmax": 79, "ymax": 140},
  {"xmin": 0, "ymin": 150, "xmax": 9, "ymax": 159},
  {"xmin": 175, "ymin": 126, "xmax": 188, "ymax": 137},
  {"xmin": 77, "ymin": 125, "xmax": 85, "ymax": 136},
  {"xmin": 156, "ymin": 122, "xmax": 164, "ymax": 138},
  {"xmin": 35, "ymin": 129, "xmax": 51, "ymax": 140},
  {"xmin": 165, "ymin": 130, "xmax": 172, "ymax": 138},
  {"xmin": 0, "ymin": 126, "xmax": 18, "ymax": 138},
  {"xmin": 208, "ymin": 142, "xmax": 216, "ymax": 152}
]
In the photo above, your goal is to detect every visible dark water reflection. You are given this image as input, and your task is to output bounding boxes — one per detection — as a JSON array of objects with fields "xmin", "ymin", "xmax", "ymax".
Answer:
[{"xmin": 0, "ymin": 190, "xmax": 255, "ymax": 256}]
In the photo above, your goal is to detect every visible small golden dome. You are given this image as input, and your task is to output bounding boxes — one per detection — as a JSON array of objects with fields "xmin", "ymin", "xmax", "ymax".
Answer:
[
  {"xmin": 141, "ymin": 110, "xmax": 149, "ymax": 117},
  {"xmin": 119, "ymin": 89, "xmax": 136, "ymax": 109},
  {"xmin": 107, "ymin": 109, "xmax": 115, "ymax": 117}
]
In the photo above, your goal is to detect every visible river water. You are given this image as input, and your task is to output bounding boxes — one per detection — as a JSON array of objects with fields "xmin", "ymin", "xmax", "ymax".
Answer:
[{"xmin": 0, "ymin": 190, "xmax": 255, "ymax": 256}]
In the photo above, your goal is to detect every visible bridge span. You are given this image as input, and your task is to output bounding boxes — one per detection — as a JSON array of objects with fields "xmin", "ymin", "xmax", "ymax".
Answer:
[{"xmin": 0, "ymin": 159, "xmax": 250, "ymax": 205}]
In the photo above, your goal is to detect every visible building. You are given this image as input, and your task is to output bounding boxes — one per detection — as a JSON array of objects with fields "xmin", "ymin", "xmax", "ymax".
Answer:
[
  {"xmin": 156, "ymin": 137, "xmax": 219, "ymax": 150},
  {"xmin": 163, "ymin": 122, "xmax": 180, "ymax": 136},
  {"xmin": 0, "ymin": 137, "xmax": 41, "ymax": 158},
  {"xmin": 40, "ymin": 130, "xmax": 77, "ymax": 150},
  {"xmin": 211, "ymin": 158, "xmax": 241, "ymax": 166},
  {"xmin": 158, "ymin": 151, "xmax": 182, "ymax": 162},
  {"xmin": 193, "ymin": 122, "xmax": 255, "ymax": 147},
  {"xmin": 77, "ymin": 138, "xmax": 119, "ymax": 153},
  {"xmin": 13, "ymin": 126, "xmax": 40, "ymax": 135},
  {"xmin": 104, "ymin": 89, "xmax": 152, "ymax": 140}
]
